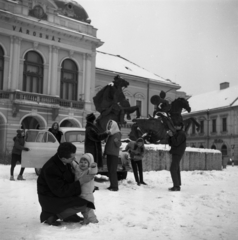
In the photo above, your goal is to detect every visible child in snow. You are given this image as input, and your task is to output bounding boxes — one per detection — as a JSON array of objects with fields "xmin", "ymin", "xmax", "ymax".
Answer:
[
  {"xmin": 123, "ymin": 138, "xmax": 147, "ymax": 186},
  {"xmin": 72, "ymin": 153, "xmax": 99, "ymax": 224}
]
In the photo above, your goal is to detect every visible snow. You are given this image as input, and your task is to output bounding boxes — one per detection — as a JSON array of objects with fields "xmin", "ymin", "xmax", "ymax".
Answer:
[
  {"xmin": 96, "ymin": 51, "xmax": 178, "ymax": 86},
  {"xmin": 1, "ymin": 164, "xmax": 238, "ymax": 240},
  {"xmin": 183, "ymin": 84, "xmax": 238, "ymax": 113},
  {"xmin": 121, "ymin": 142, "xmax": 221, "ymax": 153}
]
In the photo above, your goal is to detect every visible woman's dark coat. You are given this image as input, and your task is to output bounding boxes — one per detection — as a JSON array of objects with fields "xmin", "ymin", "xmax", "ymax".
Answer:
[
  {"xmin": 84, "ymin": 122, "xmax": 108, "ymax": 168},
  {"xmin": 37, "ymin": 154, "xmax": 94, "ymax": 222},
  {"xmin": 48, "ymin": 128, "xmax": 63, "ymax": 143}
]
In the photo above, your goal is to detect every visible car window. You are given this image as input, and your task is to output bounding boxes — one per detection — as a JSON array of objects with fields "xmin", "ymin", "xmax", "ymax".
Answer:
[
  {"xmin": 25, "ymin": 130, "xmax": 40, "ymax": 142},
  {"xmin": 36, "ymin": 132, "xmax": 47, "ymax": 142},
  {"xmin": 47, "ymin": 132, "xmax": 56, "ymax": 143},
  {"xmin": 65, "ymin": 131, "xmax": 85, "ymax": 143}
]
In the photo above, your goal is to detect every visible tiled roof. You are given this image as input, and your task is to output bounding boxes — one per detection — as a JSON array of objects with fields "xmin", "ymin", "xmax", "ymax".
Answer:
[
  {"xmin": 187, "ymin": 85, "xmax": 238, "ymax": 113},
  {"xmin": 96, "ymin": 51, "xmax": 180, "ymax": 87}
]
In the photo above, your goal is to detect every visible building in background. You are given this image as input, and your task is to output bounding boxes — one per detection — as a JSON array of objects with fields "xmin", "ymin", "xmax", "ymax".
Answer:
[
  {"xmin": 0, "ymin": 0, "xmax": 185, "ymax": 161},
  {"xmin": 183, "ymin": 82, "xmax": 238, "ymax": 163}
]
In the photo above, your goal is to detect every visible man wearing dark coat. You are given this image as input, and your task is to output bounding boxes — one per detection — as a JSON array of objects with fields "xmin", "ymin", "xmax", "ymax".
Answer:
[
  {"xmin": 37, "ymin": 142, "xmax": 95, "ymax": 226},
  {"xmin": 167, "ymin": 121, "xmax": 186, "ymax": 192},
  {"xmin": 84, "ymin": 113, "xmax": 109, "ymax": 168}
]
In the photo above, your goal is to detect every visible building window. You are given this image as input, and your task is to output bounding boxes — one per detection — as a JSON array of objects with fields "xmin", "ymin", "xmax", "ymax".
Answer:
[
  {"xmin": 200, "ymin": 120, "xmax": 204, "ymax": 133},
  {"xmin": 221, "ymin": 144, "xmax": 227, "ymax": 156},
  {"xmin": 136, "ymin": 100, "xmax": 142, "ymax": 114},
  {"xmin": 23, "ymin": 51, "xmax": 44, "ymax": 93},
  {"xmin": 0, "ymin": 46, "xmax": 4, "ymax": 90},
  {"xmin": 222, "ymin": 118, "xmax": 227, "ymax": 132},
  {"xmin": 211, "ymin": 144, "xmax": 216, "ymax": 150},
  {"xmin": 212, "ymin": 119, "xmax": 216, "ymax": 133},
  {"xmin": 60, "ymin": 59, "xmax": 78, "ymax": 100},
  {"xmin": 199, "ymin": 144, "xmax": 204, "ymax": 148}
]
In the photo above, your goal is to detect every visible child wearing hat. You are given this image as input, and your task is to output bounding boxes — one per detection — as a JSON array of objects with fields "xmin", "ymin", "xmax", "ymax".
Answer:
[
  {"xmin": 123, "ymin": 138, "xmax": 147, "ymax": 186},
  {"xmin": 72, "ymin": 153, "xmax": 99, "ymax": 224},
  {"xmin": 10, "ymin": 129, "xmax": 30, "ymax": 181}
]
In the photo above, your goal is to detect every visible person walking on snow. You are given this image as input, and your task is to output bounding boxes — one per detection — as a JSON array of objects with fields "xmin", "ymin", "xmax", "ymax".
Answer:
[{"xmin": 10, "ymin": 129, "xmax": 29, "ymax": 181}]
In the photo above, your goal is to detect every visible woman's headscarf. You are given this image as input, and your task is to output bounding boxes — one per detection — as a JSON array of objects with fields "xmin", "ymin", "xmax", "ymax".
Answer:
[{"xmin": 106, "ymin": 120, "xmax": 120, "ymax": 135}]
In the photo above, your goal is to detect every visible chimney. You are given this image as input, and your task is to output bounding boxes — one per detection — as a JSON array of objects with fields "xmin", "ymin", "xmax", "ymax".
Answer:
[{"xmin": 220, "ymin": 82, "xmax": 229, "ymax": 90}]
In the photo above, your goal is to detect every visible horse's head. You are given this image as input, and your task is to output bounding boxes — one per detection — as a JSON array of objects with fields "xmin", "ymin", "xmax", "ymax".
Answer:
[
  {"xmin": 113, "ymin": 75, "xmax": 129, "ymax": 90},
  {"xmin": 171, "ymin": 98, "xmax": 191, "ymax": 113}
]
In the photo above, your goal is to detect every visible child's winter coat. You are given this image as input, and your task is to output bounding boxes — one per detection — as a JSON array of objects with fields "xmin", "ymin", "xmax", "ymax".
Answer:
[
  {"xmin": 72, "ymin": 153, "xmax": 98, "ymax": 203},
  {"xmin": 124, "ymin": 138, "xmax": 145, "ymax": 161}
]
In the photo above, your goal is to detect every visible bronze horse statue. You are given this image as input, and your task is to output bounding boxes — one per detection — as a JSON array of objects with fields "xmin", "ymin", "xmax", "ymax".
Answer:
[
  {"xmin": 129, "ymin": 96, "xmax": 200, "ymax": 144},
  {"xmin": 93, "ymin": 75, "xmax": 141, "ymax": 132}
]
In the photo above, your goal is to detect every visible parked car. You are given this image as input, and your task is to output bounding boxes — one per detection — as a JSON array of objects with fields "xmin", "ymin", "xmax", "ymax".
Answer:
[{"xmin": 21, "ymin": 127, "xmax": 129, "ymax": 180}]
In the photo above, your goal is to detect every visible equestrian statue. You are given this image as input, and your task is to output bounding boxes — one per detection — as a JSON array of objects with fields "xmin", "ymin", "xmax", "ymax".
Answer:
[
  {"xmin": 93, "ymin": 75, "xmax": 141, "ymax": 132},
  {"xmin": 129, "ymin": 91, "xmax": 200, "ymax": 144}
]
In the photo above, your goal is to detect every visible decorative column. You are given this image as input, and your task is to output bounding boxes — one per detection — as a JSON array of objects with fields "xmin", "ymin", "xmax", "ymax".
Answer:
[
  {"xmin": 90, "ymin": 51, "xmax": 97, "ymax": 109},
  {"xmin": 18, "ymin": 58, "xmax": 24, "ymax": 90},
  {"xmin": 47, "ymin": 45, "xmax": 52, "ymax": 95},
  {"xmin": 51, "ymin": 46, "xmax": 59, "ymax": 96},
  {"xmin": 84, "ymin": 53, "xmax": 92, "ymax": 111},
  {"xmin": 11, "ymin": 36, "xmax": 21, "ymax": 90},
  {"xmin": 7, "ymin": 36, "xmax": 14, "ymax": 90}
]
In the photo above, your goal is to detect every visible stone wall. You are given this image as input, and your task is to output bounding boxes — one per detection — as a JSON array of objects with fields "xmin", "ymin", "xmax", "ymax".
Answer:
[{"xmin": 121, "ymin": 143, "xmax": 222, "ymax": 171}]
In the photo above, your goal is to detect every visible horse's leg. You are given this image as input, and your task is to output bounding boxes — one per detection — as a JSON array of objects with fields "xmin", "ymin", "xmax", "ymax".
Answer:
[
  {"xmin": 125, "ymin": 106, "xmax": 140, "ymax": 119},
  {"xmin": 183, "ymin": 119, "xmax": 191, "ymax": 133}
]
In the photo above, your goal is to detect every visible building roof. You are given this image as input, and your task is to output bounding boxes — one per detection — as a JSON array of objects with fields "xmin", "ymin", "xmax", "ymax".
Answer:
[
  {"xmin": 187, "ymin": 84, "xmax": 238, "ymax": 113},
  {"xmin": 96, "ymin": 51, "xmax": 180, "ymax": 87},
  {"xmin": 53, "ymin": 0, "xmax": 90, "ymax": 23}
]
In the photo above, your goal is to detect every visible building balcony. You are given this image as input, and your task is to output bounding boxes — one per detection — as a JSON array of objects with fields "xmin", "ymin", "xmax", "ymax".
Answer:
[{"xmin": 0, "ymin": 90, "xmax": 85, "ymax": 119}]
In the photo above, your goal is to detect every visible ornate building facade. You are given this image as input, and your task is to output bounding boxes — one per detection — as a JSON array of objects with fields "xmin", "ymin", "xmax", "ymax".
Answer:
[
  {"xmin": 0, "ymin": 0, "xmax": 184, "ymax": 160},
  {"xmin": 183, "ymin": 82, "xmax": 238, "ymax": 163}
]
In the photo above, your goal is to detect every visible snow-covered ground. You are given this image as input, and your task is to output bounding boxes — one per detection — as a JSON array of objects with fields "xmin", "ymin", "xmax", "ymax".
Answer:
[{"xmin": 0, "ymin": 164, "xmax": 238, "ymax": 240}]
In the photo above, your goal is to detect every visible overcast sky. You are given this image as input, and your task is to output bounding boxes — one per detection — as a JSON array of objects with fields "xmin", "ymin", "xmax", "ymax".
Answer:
[{"xmin": 77, "ymin": 0, "xmax": 238, "ymax": 96}]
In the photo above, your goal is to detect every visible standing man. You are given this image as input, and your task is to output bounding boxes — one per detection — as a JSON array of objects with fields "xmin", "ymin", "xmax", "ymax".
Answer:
[
  {"xmin": 84, "ymin": 113, "xmax": 110, "ymax": 168},
  {"xmin": 167, "ymin": 122, "xmax": 186, "ymax": 191},
  {"xmin": 37, "ymin": 142, "xmax": 95, "ymax": 226}
]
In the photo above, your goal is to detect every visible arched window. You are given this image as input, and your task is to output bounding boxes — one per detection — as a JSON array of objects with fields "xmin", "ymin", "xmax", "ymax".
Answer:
[
  {"xmin": 199, "ymin": 145, "xmax": 204, "ymax": 148},
  {"xmin": 221, "ymin": 144, "xmax": 227, "ymax": 156},
  {"xmin": 211, "ymin": 144, "xmax": 216, "ymax": 150},
  {"xmin": 0, "ymin": 46, "xmax": 4, "ymax": 90},
  {"xmin": 23, "ymin": 51, "xmax": 44, "ymax": 93},
  {"xmin": 60, "ymin": 59, "xmax": 78, "ymax": 100}
]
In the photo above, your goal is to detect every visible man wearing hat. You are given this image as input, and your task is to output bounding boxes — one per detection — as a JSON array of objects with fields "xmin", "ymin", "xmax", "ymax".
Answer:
[
  {"xmin": 85, "ymin": 113, "xmax": 110, "ymax": 169},
  {"xmin": 167, "ymin": 121, "xmax": 186, "ymax": 191},
  {"xmin": 10, "ymin": 129, "xmax": 29, "ymax": 181}
]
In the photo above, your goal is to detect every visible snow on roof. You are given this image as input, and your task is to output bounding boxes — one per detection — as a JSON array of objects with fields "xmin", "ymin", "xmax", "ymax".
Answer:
[
  {"xmin": 96, "ymin": 51, "xmax": 179, "ymax": 86},
  {"xmin": 187, "ymin": 84, "xmax": 238, "ymax": 113}
]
